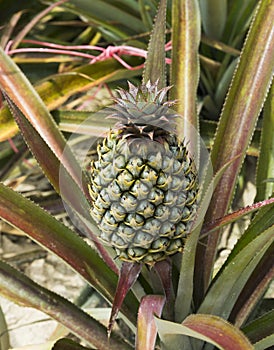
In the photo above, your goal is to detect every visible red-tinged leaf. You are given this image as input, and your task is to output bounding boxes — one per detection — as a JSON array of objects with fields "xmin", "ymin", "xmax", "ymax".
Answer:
[
  {"xmin": 108, "ymin": 262, "xmax": 142, "ymax": 336},
  {"xmin": 143, "ymin": 0, "xmax": 167, "ymax": 88},
  {"xmin": 230, "ymin": 244, "xmax": 274, "ymax": 328},
  {"xmin": 0, "ymin": 261, "xmax": 132, "ymax": 350},
  {"xmin": 202, "ymin": 197, "xmax": 274, "ymax": 237},
  {"xmin": 170, "ymin": 0, "xmax": 200, "ymax": 152},
  {"xmin": 182, "ymin": 314, "xmax": 253, "ymax": 350},
  {"xmin": 0, "ymin": 58, "xmax": 141, "ymax": 142},
  {"xmin": 0, "ymin": 183, "xmax": 138, "ymax": 325},
  {"xmin": 136, "ymin": 295, "xmax": 165, "ymax": 350},
  {"xmin": 198, "ymin": 225, "xmax": 274, "ymax": 321},
  {"xmin": 156, "ymin": 315, "xmax": 253, "ymax": 350},
  {"xmin": 154, "ymin": 259, "xmax": 174, "ymax": 320},
  {"xmin": 3, "ymin": 92, "xmax": 89, "ymax": 216},
  {"xmin": 202, "ymin": 0, "xmax": 274, "ymax": 288},
  {"xmin": 3, "ymin": 91, "xmax": 120, "ymax": 275},
  {"xmin": 0, "ymin": 47, "xmax": 89, "ymax": 198}
]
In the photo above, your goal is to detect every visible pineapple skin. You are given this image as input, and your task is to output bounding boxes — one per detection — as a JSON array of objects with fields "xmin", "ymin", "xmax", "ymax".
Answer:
[{"xmin": 89, "ymin": 82, "xmax": 198, "ymax": 265}]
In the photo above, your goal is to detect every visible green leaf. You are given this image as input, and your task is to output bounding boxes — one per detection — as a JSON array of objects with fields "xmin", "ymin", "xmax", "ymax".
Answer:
[
  {"xmin": 170, "ymin": 0, "xmax": 200, "ymax": 150},
  {"xmin": 52, "ymin": 109, "xmax": 114, "ymax": 135},
  {"xmin": 199, "ymin": 0, "xmax": 227, "ymax": 40},
  {"xmin": 222, "ymin": 201, "xmax": 274, "ymax": 264},
  {"xmin": 175, "ymin": 155, "xmax": 240, "ymax": 321},
  {"xmin": 198, "ymin": 225, "xmax": 274, "ymax": 320},
  {"xmin": 223, "ymin": 0, "xmax": 257, "ymax": 46},
  {"xmin": 242, "ymin": 310, "xmax": 274, "ymax": 350},
  {"xmin": 35, "ymin": 60, "xmax": 141, "ymax": 111},
  {"xmin": 138, "ymin": 0, "xmax": 155, "ymax": 31},
  {"xmin": 62, "ymin": 0, "xmax": 144, "ymax": 38},
  {"xmin": 201, "ymin": 0, "xmax": 274, "ymax": 286},
  {"xmin": 0, "ymin": 58, "xmax": 141, "ymax": 140},
  {"xmin": 136, "ymin": 295, "xmax": 165, "ymax": 350},
  {"xmin": 3, "ymin": 94, "xmax": 120, "ymax": 274},
  {"xmin": 230, "ymin": 244, "xmax": 274, "ymax": 328},
  {"xmin": 202, "ymin": 197, "xmax": 274, "ymax": 237},
  {"xmin": 255, "ymin": 83, "xmax": 274, "ymax": 201},
  {"xmin": 0, "ymin": 183, "xmax": 138, "ymax": 324},
  {"xmin": 1, "ymin": 56, "xmax": 119, "ymax": 274},
  {"xmin": 0, "ymin": 260, "xmax": 132, "ymax": 350},
  {"xmin": 4, "ymin": 94, "xmax": 91, "ymax": 218},
  {"xmin": 142, "ymin": 0, "xmax": 167, "ymax": 88},
  {"xmin": 156, "ymin": 314, "xmax": 253, "ymax": 350},
  {"xmin": 0, "ymin": 47, "xmax": 85, "ymax": 193}
]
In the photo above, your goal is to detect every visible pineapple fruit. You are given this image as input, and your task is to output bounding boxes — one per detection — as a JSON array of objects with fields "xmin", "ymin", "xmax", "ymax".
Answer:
[{"xmin": 89, "ymin": 81, "xmax": 198, "ymax": 264}]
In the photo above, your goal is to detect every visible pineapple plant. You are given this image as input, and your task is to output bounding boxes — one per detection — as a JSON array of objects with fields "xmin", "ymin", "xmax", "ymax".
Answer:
[
  {"xmin": 0, "ymin": 0, "xmax": 273, "ymax": 349},
  {"xmin": 88, "ymin": 81, "xmax": 199, "ymax": 264}
]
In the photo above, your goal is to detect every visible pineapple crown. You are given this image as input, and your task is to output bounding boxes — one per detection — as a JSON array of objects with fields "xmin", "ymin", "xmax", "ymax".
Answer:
[{"xmin": 108, "ymin": 81, "xmax": 178, "ymax": 135}]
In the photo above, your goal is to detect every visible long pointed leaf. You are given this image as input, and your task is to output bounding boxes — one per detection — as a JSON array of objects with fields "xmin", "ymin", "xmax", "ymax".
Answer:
[
  {"xmin": 255, "ymin": 83, "xmax": 274, "ymax": 201},
  {"xmin": 4, "ymin": 93, "xmax": 119, "ymax": 276},
  {"xmin": 136, "ymin": 295, "xmax": 165, "ymax": 350},
  {"xmin": 202, "ymin": 197, "xmax": 274, "ymax": 237},
  {"xmin": 3, "ymin": 93, "xmax": 90, "ymax": 218},
  {"xmin": 0, "ymin": 183, "xmax": 138, "ymax": 324},
  {"xmin": 230, "ymin": 244, "xmax": 274, "ymax": 327},
  {"xmin": 0, "ymin": 260, "xmax": 132, "ymax": 350},
  {"xmin": 156, "ymin": 314, "xmax": 253, "ymax": 350},
  {"xmin": 202, "ymin": 0, "xmax": 274, "ymax": 286},
  {"xmin": 108, "ymin": 262, "xmax": 142, "ymax": 335},
  {"xmin": 0, "ymin": 47, "xmax": 85, "ymax": 195},
  {"xmin": 170, "ymin": 0, "xmax": 201, "ymax": 151},
  {"xmin": 142, "ymin": 0, "xmax": 167, "ymax": 88},
  {"xmin": 198, "ymin": 225, "xmax": 274, "ymax": 320},
  {"xmin": 175, "ymin": 156, "xmax": 240, "ymax": 321},
  {"xmin": 242, "ymin": 310, "xmax": 274, "ymax": 348}
]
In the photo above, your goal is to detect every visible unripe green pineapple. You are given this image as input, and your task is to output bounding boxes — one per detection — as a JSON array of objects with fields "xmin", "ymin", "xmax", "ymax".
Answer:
[{"xmin": 89, "ymin": 81, "xmax": 198, "ymax": 265}]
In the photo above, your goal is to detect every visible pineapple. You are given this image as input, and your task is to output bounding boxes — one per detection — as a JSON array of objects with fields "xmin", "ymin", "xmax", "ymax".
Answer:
[{"xmin": 88, "ymin": 81, "xmax": 198, "ymax": 264}]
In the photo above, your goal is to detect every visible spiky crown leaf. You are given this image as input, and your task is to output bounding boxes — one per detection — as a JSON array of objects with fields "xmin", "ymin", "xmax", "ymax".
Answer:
[{"xmin": 108, "ymin": 81, "xmax": 178, "ymax": 133}]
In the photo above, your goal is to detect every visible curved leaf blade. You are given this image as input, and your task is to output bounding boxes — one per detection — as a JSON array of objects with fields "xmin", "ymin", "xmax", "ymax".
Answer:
[
  {"xmin": 242, "ymin": 310, "xmax": 274, "ymax": 349},
  {"xmin": 136, "ymin": 295, "xmax": 165, "ymax": 350},
  {"xmin": 0, "ymin": 183, "xmax": 138, "ymax": 324},
  {"xmin": 176, "ymin": 155, "xmax": 241, "ymax": 321},
  {"xmin": 0, "ymin": 47, "xmax": 85, "ymax": 194},
  {"xmin": 202, "ymin": 0, "xmax": 274, "ymax": 285},
  {"xmin": 0, "ymin": 260, "xmax": 132, "ymax": 350},
  {"xmin": 202, "ymin": 197, "xmax": 274, "ymax": 237},
  {"xmin": 230, "ymin": 244, "xmax": 274, "ymax": 328},
  {"xmin": 156, "ymin": 314, "xmax": 253, "ymax": 350},
  {"xmin": 198, "ymin": 225, "xmax": 274, "ymax": 320}
]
